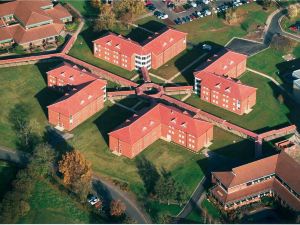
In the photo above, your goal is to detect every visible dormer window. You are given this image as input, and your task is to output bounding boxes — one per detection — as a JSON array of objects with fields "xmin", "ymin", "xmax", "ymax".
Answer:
[
  {"xmin": 225, "ymin": 87, "xmax": 231, "ymax": 93},
  {"xmin": 181, "ymin": 122, "xmax": 187, "ymax": 128},
  {"xmin": 142, "ymin": 126, "xmax": 147, "ymax": 132},
  {"xmin": 215, "ymin": 83, "xmax": 221, "ymax": 89},
  {"xmin": 106, "ymin": 40, "xmax": 112, "ymax": 46},
  {"xmin": 223, "ymin": 65, "xmax": 228, "ymax": 70},
  {"xmin": 60, "ymin": 72, "xmax": 65, "ymax": 77},
  {"xmin": 149, "ymin": 121, "xmax": 154, "ymax": 126},
  {"xmin": 80, "ymin": 100, "xmax": 85, "ymax": 105},
  {"xmin": 229, "ymin": 60, "xmax": 234, "ymax": 65},
  {"xmin": 171, "ymin": 118, "xmax": 176, "ymax": 124},
  {"xmin": 115, "ymin": 44, "xmax": 120, "ymax": 49},
  {"xmin": 88, "ymin": 95, "xmax": 92, "ymax": 99},
  {"xmin": 69, "ymin": 75, "xmax": 74, "ymax": 80}
]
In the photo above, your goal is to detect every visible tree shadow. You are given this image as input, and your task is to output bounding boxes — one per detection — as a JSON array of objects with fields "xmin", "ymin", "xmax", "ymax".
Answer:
[{"xmin": 135, "ymin": 155, "xmax": 160, "ymax": 195}]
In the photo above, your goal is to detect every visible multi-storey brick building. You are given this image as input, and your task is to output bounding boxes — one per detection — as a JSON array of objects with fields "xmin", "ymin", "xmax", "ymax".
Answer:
[
  {"xmin": 195, "ymin": 71, "xmax": 257, "ymax": 115},
  {"xmin": 109, "ymin": 103, "xmax": 213, "ymax": 158},
  {"xmin": 93, "ymin": 28, "xmax": 187, "ymax": 71},
  {"xmin": 211, "ymin": 151, "xmax": 300, "ymax": 212},
  {"xmin": 194, "ymin": 50, "xmax": 256, "ymax": 115},
  {"xmin": 0, "ymin": 0, "xmax": 72, "ymax": 48},
  {"xmin": 47, "ymin": 64, "xmax": 107, "ymax": 131},
  {"xmin": 47, "ymin": 62, "xmax": 98, "ymax": 92}
]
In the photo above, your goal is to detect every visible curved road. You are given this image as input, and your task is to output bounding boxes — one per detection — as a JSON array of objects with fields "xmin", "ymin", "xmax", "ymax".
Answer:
[
  {"xmin": 226, "ymin": 7, "xmax": 300, "ymax": 56},
  {"xmin": 0, "ymin": 146, "xmax": 150, "ymax": 224}
]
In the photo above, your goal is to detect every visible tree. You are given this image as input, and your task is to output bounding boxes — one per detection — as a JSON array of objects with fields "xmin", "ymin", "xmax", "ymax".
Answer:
[
  {"xmin": 110, "ymin": 200, "xmax": 126, "ymax": 217},
  {"xmin": 91, "ymin": 0, "xmax": 101, "ymax": 8},
  {"xmin": 135, "ymin": 156, "xmax": 160, "ymax": 195},
  {"xmin": 94, "ymin": 3, "xmax": 116, "ymax": 32},
  {"xmin": 271, "ymin": 34, "xmax": 296, "ymax": 53},
  {"xmin": 258, "ymin": 0, "xmax": 272, "ymax": 10},
  {"xmin": 225, "ymin": 8, "xmax": 238, "ymax": 24},
  {"xmin": 158, "ymin": 213, "xmax": 174, "ymax": 224},
  {"xmin": 58, "ymin": 150, "xmax": 92, "ymax": 201},
  {"xmin": 288, "ymin": 5, "xmax": 298, "ymax": 19},
  {"xmin": 8, "ymin": 104, "xmax": 40, "ymax": 152},
  {"xmin": 28, "ymin": 143, "xmax": 55, "ymax": 177}
]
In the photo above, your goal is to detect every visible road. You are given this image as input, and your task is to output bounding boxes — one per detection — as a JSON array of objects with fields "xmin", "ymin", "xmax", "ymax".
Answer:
[
  {"xmin": 0, "ymin": 146, "xmax": 150, "ymax": 223},
  {"xmin": 227, "ymin": 6, "xmax": 300, "ymax": 56}
]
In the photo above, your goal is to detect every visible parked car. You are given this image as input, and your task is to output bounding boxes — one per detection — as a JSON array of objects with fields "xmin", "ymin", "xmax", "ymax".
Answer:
[
  {"xmin": 87, "ymin": 195, "xmax": 100, "ymax": 206},
  {"xmin": 160, "ymin": 13, "xmax": 169, "ymax": 19},
  {"xmin": 185, "ymin": 15, "xmax": 192, "ymax": 22},
  {"xmin": 204, "ymin": 9, "xmax": 211, "ymax": 16},
  {"xmin": 190, "ymin": 14, "xmax": 196, "ymax": 20},
  {"xmin": 202, "ymin": 44, "xmax": 212, "ymax": 51},
  {"xmin": 147, "ymin": 4, "xmax": 156, "ymax": 11},
  {"xmin": 182, "ymin": 17, "xmax": 187, "ymax": 23},
  {"xmin": 190, "ymin": 1, "xmax": 197, "ymax": 7},
  {"xmin": 202, "ymin": 0, "xmax": 210, "ymax": 4}
]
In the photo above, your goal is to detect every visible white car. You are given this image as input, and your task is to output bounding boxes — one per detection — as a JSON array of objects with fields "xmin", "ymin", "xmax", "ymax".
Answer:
[
  {"xmin": 202, "ymin": 0, "xmax": 210, "ymax": 4},
  {"xmin": 202, "ymin": 44, "xmax": 212, "ymax": 51},
  {"xmin": 160, "ymin": 13, "xmax": 169, "ymax": 19},
  {"xmin": 87, "ymin": 195, "xmax": 100, "ymax": 206},
  {"xmin": 204, "ymin": 9, "xmax": 211, "ymax": 16},
  {"xmin": 190, "ymin": 2, "xmax": 197, "ymax": 7}
]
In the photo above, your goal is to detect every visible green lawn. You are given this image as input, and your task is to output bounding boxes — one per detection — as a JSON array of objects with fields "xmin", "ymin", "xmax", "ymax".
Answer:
[
  {"xmin": 185, "ymin": 72, "xmax": 291, "ymax": 133},
  {"xmin": 0, "ymin": 161, "xmax": 18, "ymax": 199},
  {"xmin": 201, "ymin": 199, "xmax": 222, "ymax": 220},
  {"xmin": 19, "ymin": 179, "xmax": 104, "ymax": 223},
  {"xmin": 184, "ymin": 207, "xmax": 204, "ymax": 224},
  {"xmin": 0, "ymin": 62, "xmax": 260, "ymax": 221},
  {"xmin": 61, "ymin": 0, "xmax": 98, "ymax": 17},
  {"xmin": 247, "ymin": 44, "xmax": 300, "ymax": 84}
]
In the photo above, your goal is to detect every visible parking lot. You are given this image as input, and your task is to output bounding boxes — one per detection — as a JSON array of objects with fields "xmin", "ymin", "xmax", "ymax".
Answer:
[{"xmin": 146, "ymin": 0, "xmax": 251, "ymax": 25}]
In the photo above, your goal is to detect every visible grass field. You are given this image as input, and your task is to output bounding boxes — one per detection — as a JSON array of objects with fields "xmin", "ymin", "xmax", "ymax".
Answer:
[
  {"xmin": 185, "ymin": 72, "xmax": 291, "ymax": 133},
  {"xmin": 247, "ymin": 44, "xmax": 300, "ymax": 84},
  {"xmin": 19, "ymin": 179, "xmax": 104, "ymax": 223},
  {"xmin": 0, "ymin": 62, "xmax": 262, "ymax": 221},
  {"xmin": 201, "ymin": 199, "xmax": 222, "ymax": 220},
  {"xmin": 0, "ymin": 161, "xmax": 18, "ymax": 199}
]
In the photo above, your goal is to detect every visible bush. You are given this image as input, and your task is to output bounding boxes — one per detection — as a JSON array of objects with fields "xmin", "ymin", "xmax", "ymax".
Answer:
[
  {"xmin": 56, "ymin": 35, "xmax": 65, "ymax": 45},
  {"xmin": 12, "ymin": 44, "xmax": 25, "ymax": 54}
]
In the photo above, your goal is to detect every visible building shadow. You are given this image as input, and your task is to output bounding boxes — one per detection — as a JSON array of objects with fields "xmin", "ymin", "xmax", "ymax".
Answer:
[
  {"xmin": 137, "ymin": 20, "xmax": 167, "ymax": 34},
  {"xmin": 93, "ymin": 100, "xmax": 135, "ymax": 144}
]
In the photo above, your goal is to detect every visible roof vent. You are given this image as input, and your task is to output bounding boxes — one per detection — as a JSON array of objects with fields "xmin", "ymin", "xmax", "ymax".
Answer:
[
  {"xmin": 215, "ymin": 83, "xmax": 221, "ymax": 89},
  {"xmin": 80, "ymin": 100, "xmax": 85, "ymax": 105},
  {"xmin": 170, "ymin": 38, "xmax": 174, "ymax": 42},
  {"xmin": 88, "ymin": 95, "xmax": 93, "ymax": 99},
  {"xmin": 229, "ymin": 60, "xmax": 234, "ymax": 65},
  {"xmin": 149, "ymin": 121, "xmax": 154, "ymax": 126}
]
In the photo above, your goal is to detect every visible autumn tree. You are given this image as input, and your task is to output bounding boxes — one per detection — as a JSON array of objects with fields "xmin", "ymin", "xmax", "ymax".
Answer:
[
  {"xmin": 288, "ymin": 5, "xmax": 298, "ymax": 19},
  {"xmin": 110, "ymin": 200, "xmax": 126, "ymax": 217},
  {"xmin": 114, "ymin": 0, "xmax": 145, "ymax": 27},
  {"xmin": 58, "ymin": 150, "xmax": 92, "ymax": 201},
  {"xmin": 94, "ymin": 3, "xmax": 116, "ymax": 32},
  {"xmin": 91, "ymin": 0, "xmax": 101, "ymax": 8},
  {"xmin": 225, "ymin": 8, "xmax": 238, "ymax": 25}
]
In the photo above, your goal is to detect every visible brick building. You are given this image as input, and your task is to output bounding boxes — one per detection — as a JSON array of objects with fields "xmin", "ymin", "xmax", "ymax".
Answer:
[
  {"xmin": 109, "ymin": 103, "xmax": 213, "ymax": 158},
  {"xmin": 195, "ymin": 71, "xmax": 257, "ymax": 115},
  {"xmin": 211, "ymin": 151, "xmax": 300, "ymax": 212},
  {"xmin": 0, "ymin": 0, "xmax": 72, "ymax": 48},
  {"xmin": 47, "ymin": 62, "xmax": 98, "ymax": 92},
  {"xmin": 194, "ymin": 50, "xmax": 256, "ymax": 115},
  {"xmin": 47, "ymin": 64, "xmax": 107, "ymax": 131},
  {"xmin": 93, "ymin": 28, "xmax": 187, "ymax": 71}
]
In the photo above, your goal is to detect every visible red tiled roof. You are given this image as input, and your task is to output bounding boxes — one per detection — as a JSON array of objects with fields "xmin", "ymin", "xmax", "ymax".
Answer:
[
  {"xmin": 213, "ymin": 154, "xmax": 279, "ymax": 188},
  {"xmin": 47, "ymin": 62, "xmax": 97, "ymax": 86},
  {"xmin": 93, "ymin": 28, "xmax": 187, "ymax": 57},
  {"xmin": 47, "ymin": 79, "xmax": 106, "ymax": 116},
  {"xmin": 109, "ymin": 103, "xmax": 212, "ymax": 144},
  {"xmin": 45, "ymin": 4, "xmax": 72, "ymax": 20},
  {"xmin": 0, "ymin": 26, "xmax": 13, "ymax": 42},
  {"xmin": 93, "ymin": 33, "xmax": 146, "ymax": 57},
  {"xmin": 143, "ymin": 28, "xmax": 187, "ymax": 55},
  {"xmin": 195, "ymin": 71, "xmax": 257, "ymax": 100},
  {"xmin": 198, "ymin": 50, "xmax": 247, "ymax": 76}
]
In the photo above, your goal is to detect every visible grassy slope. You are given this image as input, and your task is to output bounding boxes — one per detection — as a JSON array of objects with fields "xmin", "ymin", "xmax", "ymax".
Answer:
[
  {"xmin": 186, "ymin": 72, "xmax": 290, "ymax": 133},
  {"xmin": 19, "ymin": 179, "xmax": 104, "ymax": 223}
]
